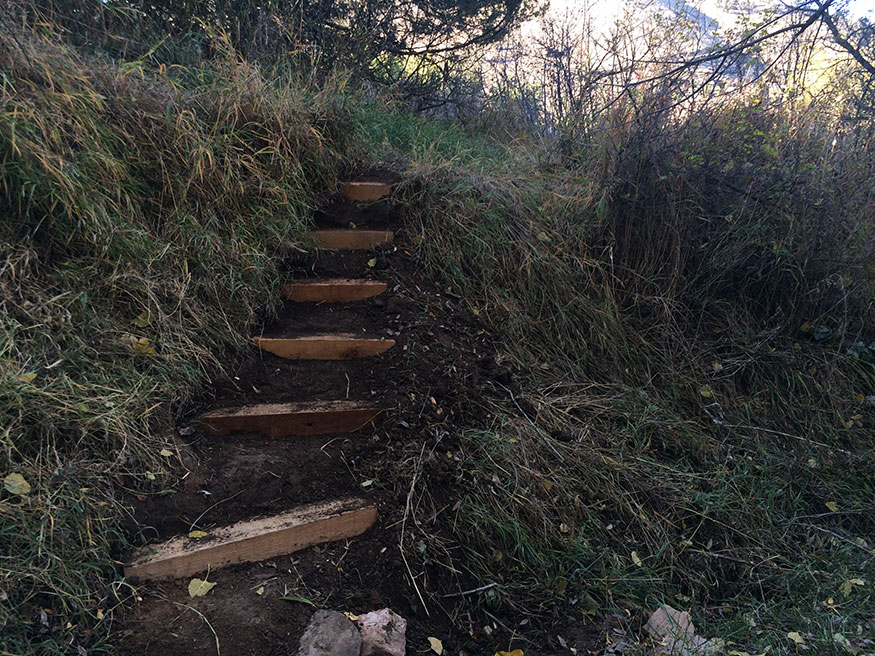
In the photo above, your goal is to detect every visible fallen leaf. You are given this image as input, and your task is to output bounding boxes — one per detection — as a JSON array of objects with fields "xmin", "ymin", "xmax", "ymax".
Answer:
[
  {"xmin": 132, "ymin": 310, "xmax": 152, "ymax": 328},
  {"xmin": 711, "ymin": 361, "xmax": 724, "ymax": 372},
  {"xmin": 255, "ymin": 586, "xmax": 265, "ymax": 596},
  {"xmin": 787, "ymin": 631, "xmax": 805, "ymax": 645},
  {"xmin": 631, "ymin": 551, "xmax": 643, "ymax": 567},
  {"xmin": 96, "ymin": 608, "xmax": 104, "ymax": 620},
  {"xmin": 280, "ymin": 595, "xmax": 315, "ymax": 607},
  {"xmin": 728, "ymin": 651, "xmax": 765, "ymax": 656},
  {"xmin": 367, "ymin": 257, "xmax": 377, "ymax": 268},
  {"xmin": 188, "ymin": 530, "xmax": 208, "ymax": 539},
  {"xmin": 343, "ymin": 611, "xmax": 359, "ymax": 621},
  {"xmin": 825, "ymin": 501, "xmax": 840, "ymax": 512},
  {"xmin": 145, "ymin": 472, "xmax": 156, "ymax": 481},
  {"xmin": 428, "ymin": 637, "xmax": 443, "ymax": 654},
  {"xmin": 4, "ymin": 473, "xmax": 31, "ymax": 496},
  {"xmin": 699, "ymin": 385, "xmax": 714, "ymax": 399},
  {"xmin": 188, "ymin": 578, "xmax": 217, "ymax": 598},
  {"xmin": 360, "ymin": 479, "xmax": 375, "ymax": 488},
  {"xmin": 834, "ymin": 633, "xmax": 861, "ymax": 655},
  {"xmin": 159, "ymin": 449, "xmax": 173, "ymax": 457},
  {"xmin": 495, "ymin": 651, "xmax": 524, "ymax": 656},
  {"xmin": 15, "ymin": 373, "xmax": 37, "ymax": 384}
]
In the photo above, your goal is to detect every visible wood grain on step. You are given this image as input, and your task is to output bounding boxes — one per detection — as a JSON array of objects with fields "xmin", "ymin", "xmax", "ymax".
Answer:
[
  {"xmin": 282, "ymin": 278, "xmax": 387, "ymax": 302},
  {"xmin": 252, "ymin": 334, "xmax": 395, "ymax": 360},
  {"xmin": 125, "ymin": 498, "xmax": 378, "ymax": 581},
  {"xmin": 310, "ymin": 230, "xmax": 394, "ymax": 250},
  {"xmin": 199, "ymin": 400, "xmax": 380, "ymax": 437}
]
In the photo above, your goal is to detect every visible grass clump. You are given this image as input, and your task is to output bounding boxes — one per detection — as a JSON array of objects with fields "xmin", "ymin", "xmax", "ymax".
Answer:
[
  {"xmin": 0, "ymin": 22, "xmax": 346, "ymax": 654},
  {"xmin": 375, "ymin": 97, "xmax": 875, "ymax": 652}
]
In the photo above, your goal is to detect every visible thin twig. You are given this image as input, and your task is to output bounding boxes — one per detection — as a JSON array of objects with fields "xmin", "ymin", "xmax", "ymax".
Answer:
[
  {"xmin": 442, "ymin": 582, "xmax": 499, "ymax": 598},
  {"xmin": 496, "ymin": 382, "xmax": 564, "ymax": 460}
]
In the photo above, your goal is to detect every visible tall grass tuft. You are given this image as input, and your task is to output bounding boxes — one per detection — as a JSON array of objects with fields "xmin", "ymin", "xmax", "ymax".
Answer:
[{"xmin": 0, "ymin": 20, "xmax": 347, "ymax": 654}]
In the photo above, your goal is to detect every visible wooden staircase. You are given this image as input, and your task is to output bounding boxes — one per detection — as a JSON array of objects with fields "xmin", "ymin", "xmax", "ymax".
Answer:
[{"xmin": 126, "ymin": 181, "xmax": 395, "ymax": 582}]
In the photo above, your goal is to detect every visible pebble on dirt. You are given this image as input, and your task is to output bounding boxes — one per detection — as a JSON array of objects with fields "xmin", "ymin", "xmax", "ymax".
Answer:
[
  {"xmin": 297, "ymin": 610, "xmax": 362, "ymax": 656},
  {"xmin": 356, "ymin": 608, "xmax": 407, "ymax": 656}
]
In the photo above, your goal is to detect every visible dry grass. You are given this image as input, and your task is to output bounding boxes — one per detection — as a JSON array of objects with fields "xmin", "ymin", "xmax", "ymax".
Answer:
[
  {"xmin": 0, "ymin": 21, "xmax": 347, "ymax": 654},
  {"xmin": 362, "ymin": 98, "xmax": 875, "ymax": 652}
]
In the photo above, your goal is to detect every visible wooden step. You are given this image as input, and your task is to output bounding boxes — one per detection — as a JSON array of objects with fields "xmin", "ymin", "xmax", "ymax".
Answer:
[
  {"xmin": 339, "ymin": 181, "xmax": 391, "ymax": 202},
  {"xmin": 282, "ymin": 278, "xmax": 387, "ymax": 303},
  {"xmin": 125, "ymin": 498, "xmax": 377, "ymax": 581},
  {"xmin": 311, "ymin": 229, "xmax": 394, "ymax": 250},
  {"xmin": 200, "ymin": 400, "xmax": 380, "ymax": 437},
  {"xmin": 252, "ymin": 334, "xmax": 395, "ymax": 360}
]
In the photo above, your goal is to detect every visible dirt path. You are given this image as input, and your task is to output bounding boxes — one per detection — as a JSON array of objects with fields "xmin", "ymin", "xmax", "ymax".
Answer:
[{"xmin": 116, "ymin": 184, "xmax": 511, "ymax": 655}]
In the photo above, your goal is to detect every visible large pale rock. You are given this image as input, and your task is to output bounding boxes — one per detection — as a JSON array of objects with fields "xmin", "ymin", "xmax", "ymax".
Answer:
[
  {"xmin": 356, "ymin": 608, "xmax": 407, "ymax": 656},
  {"xmin": 297, "ymin": 610, "xmax": 362, "ymax": 656},
  {"xmin": 645, "ymin": 605, "xmax": 714, "ymax": 656}
]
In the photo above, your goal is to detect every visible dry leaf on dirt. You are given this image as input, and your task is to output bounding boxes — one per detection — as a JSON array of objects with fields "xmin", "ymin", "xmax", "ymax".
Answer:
[
  {"xmin": 787, "ymin": 631, "xmax": 805, "ymax": 645},
  {"xmin": 159, "ymin": 449, "xmax": 173, "ymax": 457},
  {"xmin": 188, "ymin": 578, "xmax": 217, "ymax": 598},
  {"xmin": 494, "ymin": 650, "xmax": 524, "ymax": 656},
  {"xmin": 428, "ymin": 637, "xmax": 443, "ymax": 654},
  {"xmin": 15, "ymin": 373, "xmax": 37, "ymax": 383},
  {"xmin": 188, "ymin": 530, "xmax": 208, "ymax": 539},
  {"xmin": 4, "ymin": 473, "xmax": 31, "ymax": 496}
]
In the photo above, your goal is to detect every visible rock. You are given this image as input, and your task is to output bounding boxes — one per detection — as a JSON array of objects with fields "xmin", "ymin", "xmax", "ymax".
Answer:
[
  {"xmin": 356, "ymin": 608, "xmax": 407, "ymax": 656},
  {"xmin": 645, "ymin": 605, "xmax": 715, "ymax": 656},
  {"xmin": 297, "ymin": 610, "xmax": 362, "ymax": 656}
]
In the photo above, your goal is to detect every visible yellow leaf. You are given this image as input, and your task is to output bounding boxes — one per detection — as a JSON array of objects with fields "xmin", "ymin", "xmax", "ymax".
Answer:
[
  {"xmin": 145, "ymin": 472, "xmax": 156, "ymax": 481},
  {"xmin": 367, "ymin": 257, "xmax": 377, "ymax": 268},
  {"xmin": 849, "ymin": 578, "xmax": 865, "ymax": 586},
  {"xmin": 255, "ymin": 586, "xmax": 265, "ymax": 596},
  {"xmin": 428, "ymin": 637, "xmax": 443, "ymax": 655},
  {"xmin": 825, "ymin": 501, "xmax": 839, "ymax": 512},
  {"xmin": 96, "ymin": 608, "xmax": 104, "ymax": 620},
  {"xmin": 699, "ymin": 385, "xmax": 714, "ymax": 399},
  {"xmin": 711, "ymin": 361, "xmax": 724, "ymax": 372},
  {"xmin": 631, "ymin": 551, "xmax": 643, "ymax": 567},
  {"xmin": 555, "ymin": 577, "xmax": 568, "ymax": 595},
  {"xmin": 495, "ymin": 651, "xmax": 524, "ymax": 656},
  {"xmin": 132, "ymin": 310, "xmax": 152, "ymax": 328},
  {"xmin": 787, "ymin": 631, "xmax": 805, "ymax": 645},
  {"xmin": 4, "ymin": 473, "xmax": 31, "ymax": 496},
  {"xmin": 15, "ymin": 373, "xmax": 37, "ymax": 384},
  {"xmin": 343, "ymin": 612, "xmax": 359, "ymax": 621},
  {"xmin": 348, "ymin": 221, "xmax": 357, "ymax": 229},
  {"xmin": 188, "ymin": 530, "xmax": 208, "ymax": 539},
  {"xmin": 159, "ymin": 449, "xmax": 173, "ymax": 457},
  {"xmin": 541, "ymin": 480, "xmax": 554, "ymax": 492},
  {"xmin": 188, "ymin": 578, "xmax": 217, "ymax": 597}
]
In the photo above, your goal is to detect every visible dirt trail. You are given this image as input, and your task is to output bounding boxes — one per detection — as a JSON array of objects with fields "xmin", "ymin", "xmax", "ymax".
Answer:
[{"xmin": 116, "ymin": 186, "xmax": 512, "ymax": 655}]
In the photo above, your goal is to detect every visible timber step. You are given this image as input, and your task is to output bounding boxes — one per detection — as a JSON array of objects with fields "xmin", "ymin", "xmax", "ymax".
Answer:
[
  {"xmin": 252, "ymin": 334, "xmax": 395, "ymax": 360},
  {"xmin": 338, "ymin": 181, "xmax": 392, "ymax": 202},
  {"xmin": 200, "ymin": 400, "xmax": 380, "ymax": 437},
  {"xmin": 125, "ymin": 497, "xmax": 377, "ymax": 582},
  {"xmin": 282, "ymin": 278, "xmax": 387, "ymax": 303},
  {"xmin": 311, "ymin": 229, "xmax": 394, "ymax": 250}
]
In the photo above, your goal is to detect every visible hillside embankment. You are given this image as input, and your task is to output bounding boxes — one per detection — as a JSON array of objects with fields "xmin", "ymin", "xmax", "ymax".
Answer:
[{"xmin": 1, "ymin": 18, "xmax": 874, "ymax": 656}]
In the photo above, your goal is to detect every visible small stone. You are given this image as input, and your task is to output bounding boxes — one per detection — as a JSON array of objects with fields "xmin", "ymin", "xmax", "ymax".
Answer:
[
  {"xmin": 356, "ymin": 608, "xmax": 407, "ymax": 656},
  {"xmin": 297, "ymin": 610, "xmax": 362, "ymax": 656}
]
